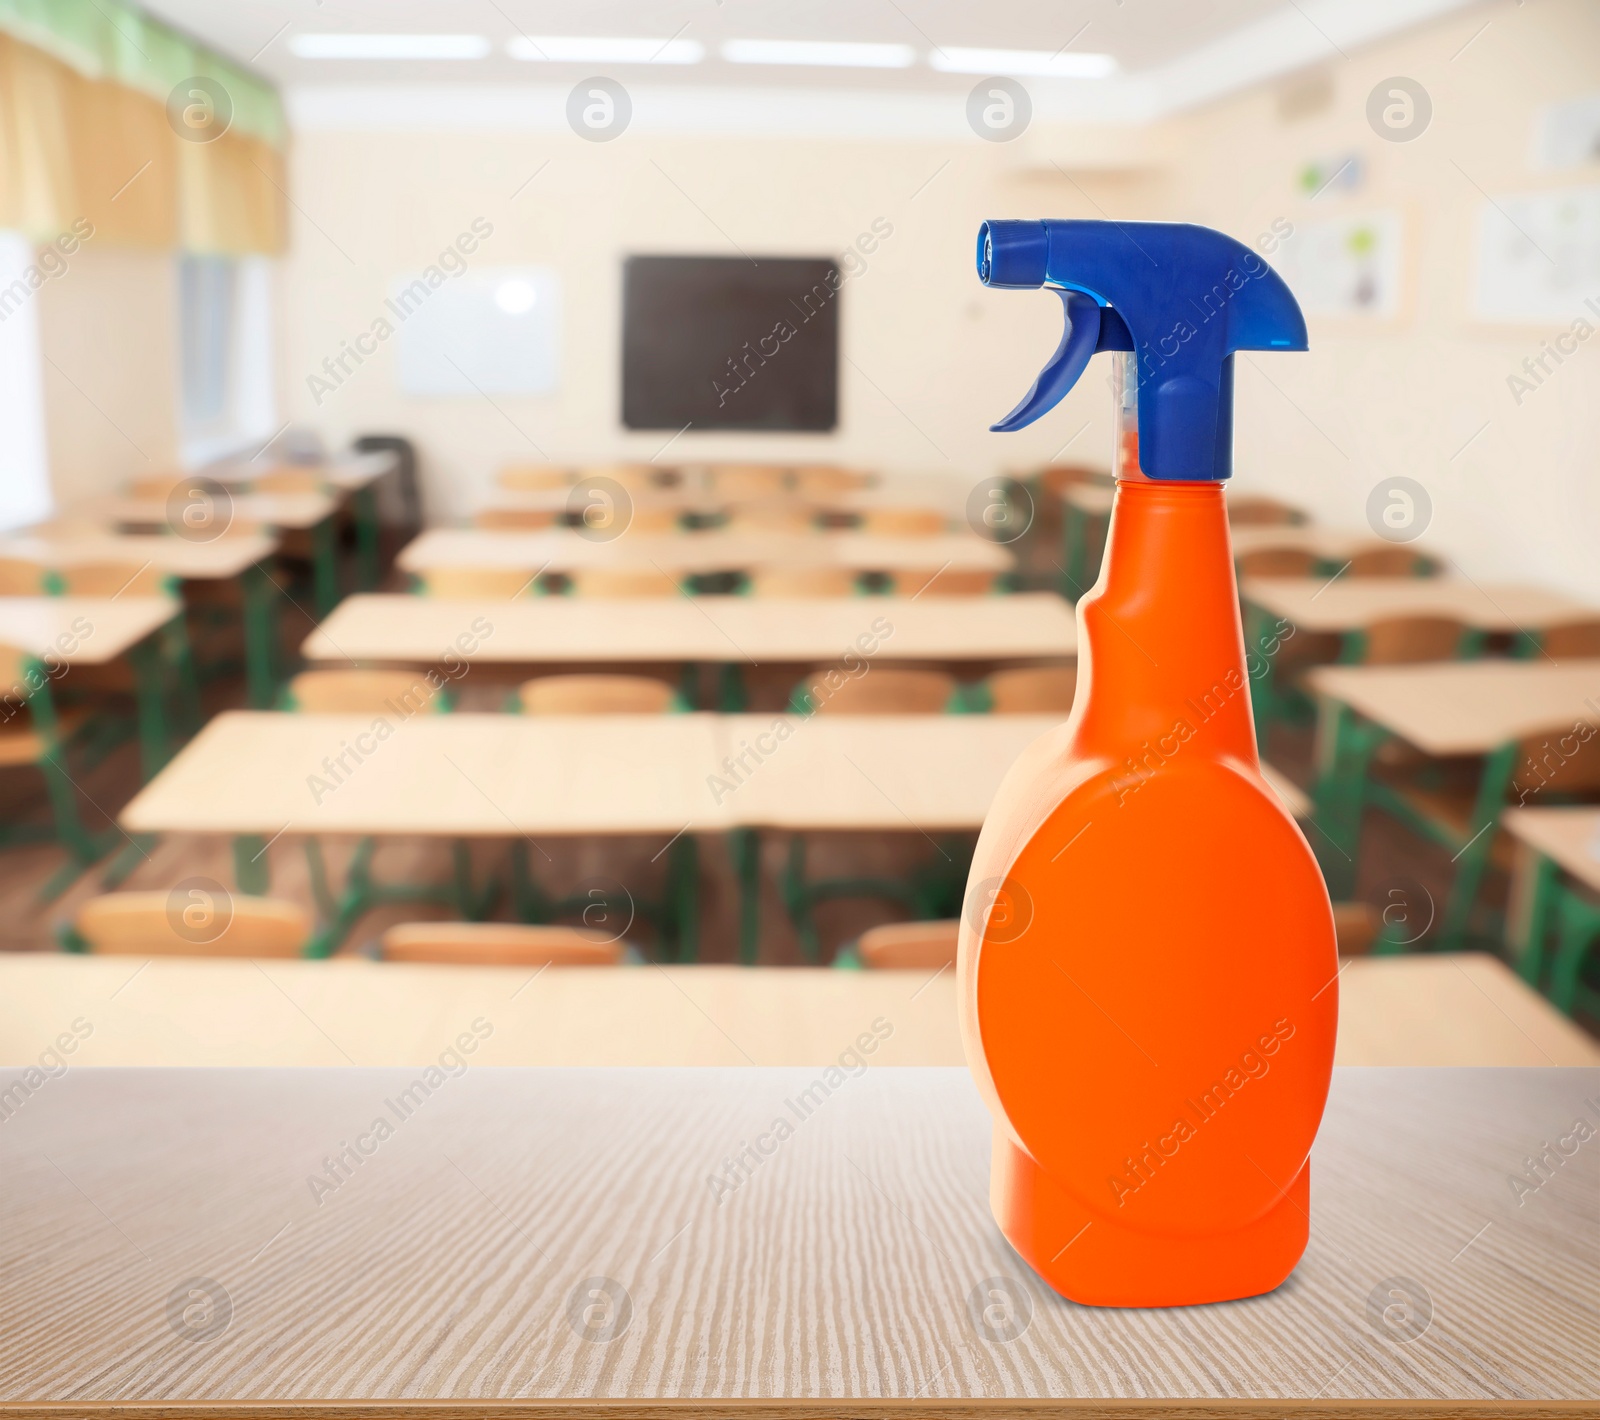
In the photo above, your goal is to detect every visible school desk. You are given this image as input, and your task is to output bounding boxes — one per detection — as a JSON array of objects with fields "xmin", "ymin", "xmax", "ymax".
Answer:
[
  {"xmin": 299, "ymin": 593, "xmax": 1079, "ymax": 675},
  {"xmin": 119, "ymin": 711, "xmax": 1307, "ymax": 964},
  {"xmin": 0, "ymin": 595, "xmax": 188, "ymax": 775},
  {"xmin": 1501, "ymin": 806, "xmax": 1600, "ymax": 1016},
  {"xmin": 2, "ymin": 952, "xmax": 1592, "ymax": 1069},
  {"xmin": 0, "ymin": 530, "xmax": 285, "ymax": 707},
  {"xmin": 1230, "ymin": 524, "xmax": 1438, "ymax": 566},
  {"xmin": 0, "ymin": 1066, "xmax": 1594, "ymax": 1414},
  {"xmin": 108, "ymin": 490, "xmax": 343, "ymax": 615},
  {"xmin": 1242, "ymin": 577, "xmax": 1597, "ymax": 742},
  {"xmin": 1058, "ymin": 481, "xmax": 1116, "ymax": 595},
  {"xmin": 395, "ymin": 528, "xmax": 1016, "ymax": 577},
  {"xmin": 1307, "ymin": 658, "xmax": 1600, "ymax": 943}
]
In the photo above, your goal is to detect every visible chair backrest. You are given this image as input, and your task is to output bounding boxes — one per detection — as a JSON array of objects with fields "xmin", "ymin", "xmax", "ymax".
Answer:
[
  {"xmin": 253, "ymin": 467, "xmax": 326, "ymax": 494},
  {"xmin": 419, "ymin": 567, "xmax": 535, "ymax": 599},
  {"xmin": 1236, "ymin": 547, "xmax": 1317, "ymax": 577},
  {"xmin": 748, "ymin": 567, "xmax": 859, "ymax": 597},
  {"xmin": 0, "ymin": 642, "xmax": 33, "ymax": 706},
  {"xmin": 987, "ymin": 664, "xmax": 1078, "ymax": 714},
  {"xmin": 859, "ymin": 507, "xmax": 948, "ymax": 536},
  {"xmin": 57, "ymin": 562, "xmax": 173, "ymax": 597},
  {"xmin": 709, "ymin": 465, "xmax": 790, "ymax": 499},
  {"xmin": 0, "ymin": 558, "xmax": 48, "ymax": 594},
  {"xmin": 519, "ymin": 673, "xmax": 678, "ymax": 714},
  {"xmin": 1330, "ymin": 901, "xmax": 1377, "ymax": 955},
  {"xmin": 792, "ymin": 466, "xmax": 870, "ymax": 496},
  {"xmin": 472, "ymin": 506, "xmax": 559, "ymax": 531},
  {"xmin": 498, "ymin": 464, "xmax": 574, "ymax": 491},
  {"xmin": 581, "ymin": 463, "xmax": 660, "ymax": 492},
  {"xmin": 1514, "ymin": 721, "xmax": 1600, "ymax": 799},
  {"xmin": 857, "ymin": 919, "xmax": 959, "ymax": 969},
  {"xmin": 73, "ymin": 891, "xmax": 309, "ymax": 957},
  {"xmin": 381, "ymin": 921, "xmax": 627, "ymax": 966},
  {"xmin": 1541, "ymin": 620, "xmax": 1600, "ymax": 659},
  {"xmin": 288, "ymin": 668, "xmax": 445, "ymax": 714},
  {"xmin": 569, "ymin": 568, "xmax": 682, "ymax": 598},
  {"xmin": 624, "ymin": 506, "xmax": 684, "ymax": 534},
  {"xmin": 803, "ymin": 666, "xmax": 956, "ymax": 714},
  {"xmin": 126, "ymin": 473, "xmax": 189, "ymax": 500},
  {"xmin": 888, "ymin": 568, "xmax": 997, "ymax": 597},
  {"xmin": 724, "ymin": 501, "xmax": 817, "ymax": 534},
  {"xmin": 1361, "ymin": 615, "xmax": 1467, "ymax": 665},
  {"xmin": 1037, "ymin": 464, "xmax": 1107, "ymax": 496},
  {"xmin": 1228, "ymin": 496, "xmax": 1302, "ymax": 526},
  {"xmin": 1347, "ymin": 546, "xmax": 1433, "ymax": 577}
]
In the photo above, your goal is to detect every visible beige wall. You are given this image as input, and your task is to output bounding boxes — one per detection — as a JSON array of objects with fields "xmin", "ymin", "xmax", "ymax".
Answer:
[
  {"xmin": 1162, "ymin": 0, "xmax": 1600, "ymax": 598},
  {"xmin": 37, "ymin": 247, "xmax": 180, "ymax": 507},
  {"xmin": 277, "ymin": 132, "xmax": 1150, "ymax": 521}
]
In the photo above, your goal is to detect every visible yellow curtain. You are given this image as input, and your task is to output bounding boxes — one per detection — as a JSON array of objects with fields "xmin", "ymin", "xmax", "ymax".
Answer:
[{"xmin": 0, "ymin": 31, "xmax": 283, "ymax": 253}]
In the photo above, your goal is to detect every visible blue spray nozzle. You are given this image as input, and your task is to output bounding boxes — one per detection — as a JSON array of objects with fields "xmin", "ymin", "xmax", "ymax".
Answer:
[{"xmin": 976, "ymin": 219, "xmax": 1307, "ymax": 481}]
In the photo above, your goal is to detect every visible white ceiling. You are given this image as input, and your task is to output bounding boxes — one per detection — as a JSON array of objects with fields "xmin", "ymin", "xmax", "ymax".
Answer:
[{"xmin": 137, "ymin": 0, "xmax": 1484, "ymax": 132}]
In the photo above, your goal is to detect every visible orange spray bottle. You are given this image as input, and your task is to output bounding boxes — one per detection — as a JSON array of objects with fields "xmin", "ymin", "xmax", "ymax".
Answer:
[{"xmin": 959, "ymin": 220, "xmax": 1337, "ymax": 1307}]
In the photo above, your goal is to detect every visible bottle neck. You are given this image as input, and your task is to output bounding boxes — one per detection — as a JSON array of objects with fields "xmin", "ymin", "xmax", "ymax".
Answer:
[{"xmin": 1072, "ymin": 478, "xmax": 1258, "ymax": 767}]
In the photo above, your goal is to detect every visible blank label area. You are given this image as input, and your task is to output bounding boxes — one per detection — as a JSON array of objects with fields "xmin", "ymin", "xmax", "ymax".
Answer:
[{"xmin": 622, "ymin": 255, "xmax": 839, "ymax": 432}]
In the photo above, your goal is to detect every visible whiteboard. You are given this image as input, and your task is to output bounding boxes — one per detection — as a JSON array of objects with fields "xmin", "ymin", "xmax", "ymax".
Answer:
[
  {"xmin": 394, "ymin": 266, "xmax": 561, "ymax": 397},
  {"xmin": 1272, "ymin": 210, "xmax": 1403, "ymax": 319},
  {"xmin": 1472, "ymin": 185, "xmax": 1600, "ymax": 324}
]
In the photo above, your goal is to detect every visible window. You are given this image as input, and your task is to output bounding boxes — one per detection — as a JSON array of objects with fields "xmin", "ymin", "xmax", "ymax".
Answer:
[
  {"xmin": 0, "ymin": 231, "xmax": 54, "ymax": 533},
  {"xmin": 177, "ymin": 253, "xmax": 278, "ymax": 465}
]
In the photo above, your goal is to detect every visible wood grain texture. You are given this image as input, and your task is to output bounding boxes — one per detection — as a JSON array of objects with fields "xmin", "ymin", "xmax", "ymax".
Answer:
[
  {"xmin": 395, "ymin": 531, "xmax": 1014, "ymax": 576},
  {"xmin": 300, "ymin": 596, "xmax": 1078, "ymax": 667},
  {"xmin": 0, "ymin": 597, "xmax": 178, "ymax": 663},
  {"xmin": 1, "ymin": 955, "xmax": 1592, "ymax": 1072},
  {"xmin": 1307, "ymin": 660, "xmax": 1600, "ymax": 756},
  {"xmin": 1242, "ymin": 579, "xmax": 1595, "ymax": 634},
  {"xmin": 0, "ymin": 534, "xmax": 276, "ymax": 580},
  {"xmin": 0, "ymin": 1068, "xmax": 1594, "ymax": 1413}
]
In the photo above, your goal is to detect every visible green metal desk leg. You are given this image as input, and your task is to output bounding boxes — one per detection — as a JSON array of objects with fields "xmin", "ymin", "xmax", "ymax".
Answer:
[
  {"xmin": 1309, "ymin": 700, "xmax": 1378, "ymax": 900},
  {"xmin": 668, "ymin": 832, "xmax": 699, "ymax": 963},
  {"xmin": 1550, "ymin": 889, "xmax": 1600, "ymax": 1014},
  {"xmin": 234, "ymin": 834, "xmax": 271, "ymax": 895},
  {"xmin": 1438, "ymin": 740, "xmax": 1518, "ymax": 951},
  {"xmin": 241, "ymin": 563, "xmax": 281, "ymax": 708},
  {"xmin": 1243, "ymin": 602, "xmax": 1280, "ymax": 748},
  {"xmin": 310, "ymin": 514, "xmax": 340, "ymax": 617},
  {"xmin": 718, "ymin": 664, "xmax": 749, "ymax": 712},
  {"xmin": 1513, "ymin": 851, "xmax": 1561, "ymax": 989},
  {"xmin": 731, "ymin": 827, "xmax": 761, "ymax": 965},
  {"xmin": 1061, "ymin": 505, "xmax": 1085, "ymax": 600},
  {"xmin": 126, "ymin": 637, "xmax": 171, "ymax": 781},
  {"xmin": 352, "ymin": 486, "xmax": 381, "ymax": 591}
]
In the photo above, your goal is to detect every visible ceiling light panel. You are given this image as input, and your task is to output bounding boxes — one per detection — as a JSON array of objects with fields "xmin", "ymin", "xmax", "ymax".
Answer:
[
  {"xmin": 720, "ymin": 40, "xmax": 916, "ymax": 69},
  {"xmin": 929, "ymin": 47, "xmax": 1117, "ymax": 78},
  {"xmin": 506, "ymin": 36, "xmax": 705, "ymax": 64},
  {"xmin": 288, "ymin": 34, "xmax": 492, "ymax": 59}
]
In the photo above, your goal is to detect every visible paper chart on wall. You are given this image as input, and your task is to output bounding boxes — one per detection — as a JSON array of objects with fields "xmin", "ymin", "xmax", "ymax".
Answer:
[
  {"xmin": 1272, "ymin": 211, "xmax": 1403, "ymax": 319},
  {"xmin": 1472, "ymin": 185, "xmax": 1600, "ymax": 324}
]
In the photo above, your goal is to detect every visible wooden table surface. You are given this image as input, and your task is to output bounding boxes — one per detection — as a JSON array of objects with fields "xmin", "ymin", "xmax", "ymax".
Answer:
[
  {"xmin": 1307, "ymin": 659, "xmax": 1600, "ymax": 756},
  {"xmin": 0, "ymin": 596, "xmax": 179, "ymax": 663},
  {"xmin": 108, "ymin": 491, "xmax": 338, "ymax": 533},
  {"xmin": 396, "ymin": 528, "xmax": 1015, "ymax": 575},
  {"xmin": 1, "ymin": 952, "xmax": 1592, "ymax": 1069},
  {"xmin": 1230, "ymin": 525, "xmax": 1426, "ymax": 561},
  {"xmin": 0, "ymin": 1065, "xmax": 1594, "ymax": 1413},
  {"xmin": 301, "ymin": 594, "xmax": 1078, "ymax": 666},
  {"xmin": 0, "ymin": 531, "xmax": 277, "ymax": 580},
  {"xmin": 119, "ymin": 712, "xmax": 1305, "ymax": 838},
  {"xmin": 1502, "ymin": 805, "xmax": 1600, "ymax": 892},
  {"xmin": 207, "ymin": 450, "xmax": 397, "ymax": 492},
  {"xmin": 1243, "ymin": 577, "xmax": 1595, "ymax": 634}
]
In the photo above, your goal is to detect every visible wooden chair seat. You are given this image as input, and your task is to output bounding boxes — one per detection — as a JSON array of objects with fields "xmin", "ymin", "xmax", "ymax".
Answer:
[
  {"xmin": 748, "ymin": 567, "xmax": 859, "ymax": 598},
  {"xmin": 1237, "ymin": 548, "xmax": 1317, "ymax": 577},
  {"xmin": 801, "ymin": 666, "xmax": 956, "ymax": 715},
  {"xmin": 381, "ymin": 921, "xmax": 627, "ymax": 966},
  {"xmin": 1348, "ymin": 546, "xmax": 1437, "ymax": 577},
  {"xmin": 518, "ymin": 674, "xmax": 679, "ymax": 715},
  {"xmin": 986, "ymin": 665, "xmax": 1078, "ymax": 714},
  {"xmin": 419, "ymin": 567, "xmax": 535, "ymax": 599},
  {"xmin": 1541, "ymin": 620, "xmax": 1600, "ymax": 658},
  {"xmin": 888, "ymin": 569, "xmax": 996, "ymax": 597},
  {"xmin": 1384, "ymin": 783, "xmax": 1518, "ymax": 872},
  {"xmin": 287, "ymin": 669, "xmax": 445, "ymax": 714},
  {"xmin": 70, "ymin": 891, "xmax": 309, "ymax": 956},
  {"xmin": 859, "ymin": 507, "xmax": 948, "ymax": 536},
  {"xmin": 0, "ymin": 711, "xmax": 87, "ymax": 767},
  {"xmin": 857, "ymin": 919, "xmax": 958, "ymax": 969}
]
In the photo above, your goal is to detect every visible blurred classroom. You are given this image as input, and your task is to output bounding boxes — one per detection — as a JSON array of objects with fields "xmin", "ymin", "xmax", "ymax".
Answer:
[{"xmin": 1, "ymin": 0, "xmax": 1599, "ymax": 1073}]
